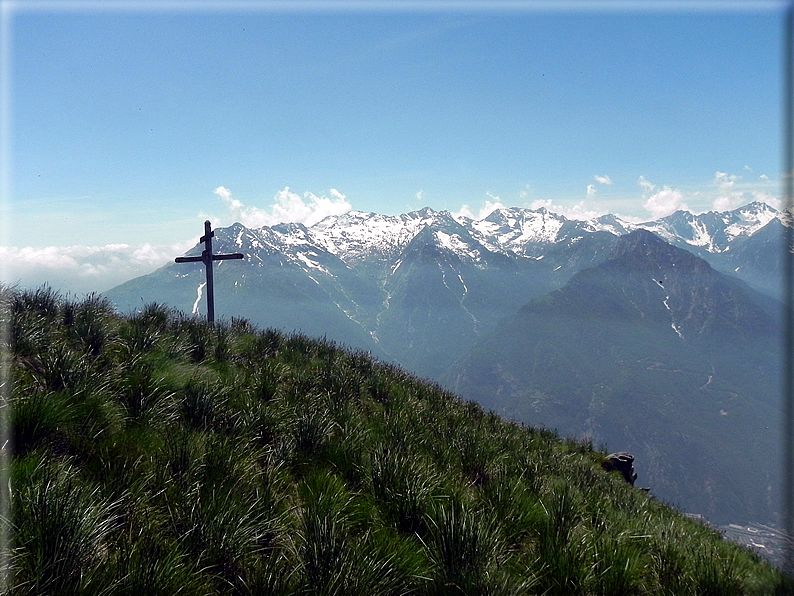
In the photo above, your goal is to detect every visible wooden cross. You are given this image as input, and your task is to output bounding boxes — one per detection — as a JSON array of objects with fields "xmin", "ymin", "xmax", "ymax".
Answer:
[{"xmin": 175, "ymin": 220, "xmax": 244, "ymax": 324}]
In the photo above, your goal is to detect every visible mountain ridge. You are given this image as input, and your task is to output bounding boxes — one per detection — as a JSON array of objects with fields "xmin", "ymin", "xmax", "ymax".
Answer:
[{"xmin": 205, "ymin": 200, "xmax": 784, "ymax": 274}]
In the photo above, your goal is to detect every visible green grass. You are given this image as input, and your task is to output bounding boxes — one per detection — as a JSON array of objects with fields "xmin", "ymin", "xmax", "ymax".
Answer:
[{"xmin": 1, "ymin": 286, "xmax": 790, "ymax": 594}]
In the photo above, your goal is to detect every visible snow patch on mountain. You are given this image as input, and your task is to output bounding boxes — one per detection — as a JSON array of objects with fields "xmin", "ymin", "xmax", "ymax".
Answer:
[
  {"xmin": 294, "ymin": 252, "xmax": 329, "ymax": 274},
  {"xmin": 724, "ymin": 203, "xmax": 778, "ymax": 240},
  {"xmin": 634, "ymin": 201, "xmax": 780, "ymax": 255},
  {"xmin": 687, "ymin": 220, "xmax": 724, "ymax": 252},
  {"xmin": 312, "ymin": 210, "xmax": 442, "ymax": 261},
  {"xmin": 192, "ymin": 282, "xmax": 206, "ymax": 315},
  {"xmin": 482, "ymin": 208, "xmax": 565, "ymax": 247}
]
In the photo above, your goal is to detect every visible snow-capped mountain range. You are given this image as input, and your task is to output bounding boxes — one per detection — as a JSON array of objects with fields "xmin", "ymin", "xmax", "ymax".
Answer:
[
  {"xmin": 219, "ymin": 200, "xmax": 783, "ymax": 296},
  {"xmin": 222, "ymin": 199, "xmax": 780, "ymax": 271},
  {"xmin": 107, "ymin": 200, "xmax": 785, "ymax": 379}
]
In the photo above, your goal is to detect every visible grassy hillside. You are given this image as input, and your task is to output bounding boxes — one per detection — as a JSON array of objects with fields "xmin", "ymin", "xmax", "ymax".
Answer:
[{"xmin": 2, "ymin": 287, "xmax": 790, "ymax": 595}]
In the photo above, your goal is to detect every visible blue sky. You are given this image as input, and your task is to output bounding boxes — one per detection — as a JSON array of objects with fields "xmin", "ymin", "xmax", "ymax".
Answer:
[{"xmin": 1, "ymin": 0, "xmax": 789, "ymax": 292}]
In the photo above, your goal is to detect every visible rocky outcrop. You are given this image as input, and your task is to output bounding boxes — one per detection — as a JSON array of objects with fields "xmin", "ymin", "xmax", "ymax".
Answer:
[{"xmin": 602, "ymin": 452, "xmax": 638, "ymax": 486}]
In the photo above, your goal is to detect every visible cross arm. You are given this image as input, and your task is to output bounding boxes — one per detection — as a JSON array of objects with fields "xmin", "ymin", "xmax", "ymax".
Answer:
[
  {"xmin": 175, "ymin": 256, "xmax": 204, "ymax": 263},
  {"xmin": 212, "ymin": 253, "xmax": 245, "ymax": 261}
]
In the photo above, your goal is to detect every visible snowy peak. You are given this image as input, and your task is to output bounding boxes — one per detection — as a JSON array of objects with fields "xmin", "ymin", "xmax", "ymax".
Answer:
[
  {"xmin": 723, "ymin": 201, "xmax": 779, "ymax": 239},
  {"xmin": 584, "ymin": 213, "xmax": 635, "ymax": 235},
  {"xmin": 310, "ymin": 208, "xmax": 456, "ymax": 262},
  {"xmin": 404, "ymin": 216, "xmax": 502, "ymax": 267},
  {"xmin": 469, "ymin": 207, "xmax": 569, "ymax": 254},
  {"xmin": 638, "ymin": 201, "xmax": 780, "ymax": 254},
  {"xmin": 641, "ymin": 211, "xmax": 729, "ymax": 253}
]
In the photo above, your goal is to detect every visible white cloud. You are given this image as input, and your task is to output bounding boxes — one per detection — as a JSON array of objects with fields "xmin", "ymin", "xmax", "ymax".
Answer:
[
  {"xmin": 713, "ymin": 171, "xmax": 740, "ymax": 189},
  {"xmin": 711, "ymin": 171, "xmax": 746, "ymax": 212},
  {"xmin": 453, "ymin": 194, "xmax": 505, "ymax": 221},
  {"xmin": 416, "ymin": 190, "xmax": 424, "ymax": 202},
  {"xmin": 213, "ymin": 186, "xmax": 352, "ymax": 229},
  {"xmin": 638, "ymin": 175, "xmax": 656, "ymax": 193},
  {"xmin": 744, "ymin": 164, "xmax": 754, "ymax": 173},
  {"xmin": 712, "ymin": 195, "xmax": 744, "ymax": 212},
  {"xmin": 586, "ymin": 184, "xmax": 597, "ymax": 199},
  {"xmin": 529, "ymin": 199, "xmax": 607, "ymax": 221},
  {"xmin": 215, "ymin": 185, "xmax": 242, "ymax": 211},
  {"xmin": 643, "ymin": 186, "xmax": 687, "ymax": 219},
  {"xmin": 760, "ymin": 174, "xmax": 770, "ymax": 181},
  {"xmin": 518, "ymin": 184, "xmax": 533, "ymax": 200},
  {"xmin": 636, "ymin": 170, "xmax": 780, "ymax": 217},
  {"xmin": 594, "ymin": 175, "xmax": 613, "ymax": 185}
]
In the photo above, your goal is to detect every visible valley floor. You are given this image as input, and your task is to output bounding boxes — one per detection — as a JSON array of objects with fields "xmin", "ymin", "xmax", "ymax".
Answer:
[{"xmin": 719, "ymin": 522, "xmax": 791, "ymax": 568}]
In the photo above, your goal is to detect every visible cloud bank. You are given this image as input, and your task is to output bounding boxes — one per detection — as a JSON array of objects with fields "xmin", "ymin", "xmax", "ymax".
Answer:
[
  {"xmin": 644, "ymin": 187, "xmax": 688, "ymax": 219},
  {"xmin": 0, "ymin": 241, "xmax": 195, "ymax": 296},
  {"xmin": 214, "ymin": 186, "xmax": 352, "ymax": 228},
  {"xmin": 711, "ymin": 171, "xmax": 744, "ymax": 212},
  {"xmin": 6, "ymin": 175, "xmax": 783, "ymax": 297},
  {"xmin": 1, "ymin": 186, "xmax": 354, "ymax": 295},
  {"xmin": 635, "ymin": 171, "xmax": 782, "ymax": 219},
  {"xmin": 637, "ymin": 176, "xmax": 688, "ymax": 219}
]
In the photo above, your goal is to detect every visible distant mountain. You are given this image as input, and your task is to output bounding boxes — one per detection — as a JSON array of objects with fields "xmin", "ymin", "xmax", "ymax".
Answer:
[
  {"xmin": 445, "ymin": 229, "xmax": 783, "ymax": 525},
  {"xmin": 106, "ymin": 201, "xmax": 787, "ymax": 378},
  {"xmin": 637, "ymin": 201, "xmax": 785, "ymax": 297}
]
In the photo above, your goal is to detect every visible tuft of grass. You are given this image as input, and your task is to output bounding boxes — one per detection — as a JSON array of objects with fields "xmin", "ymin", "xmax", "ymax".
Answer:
[
  {"xmin": 293, "ymin": 408, "xmax": 337, "ymax": 464},
  {"xmin": 108, "ymin": 531, "xmax": 210, "ymax": 596},
  {"xmin": 534, "ymin": 483, "xmax": 591, "ymax": 595},
  {"xmin": 12, "ymin": 286, "xmax": 61, "ymax": 321},
  {"xmin": 178, "ymin": 378, "xmax": 230, "ymax": 432},
  {"xmin": 424, "ymin": 499, "xmax": 506, "ymax": 592},
  {"xmin": 8, "ymin": 459, "xmax": 118, "ymax": 595},
  {"xmin": 68, "ymin": 293, "xmax": 116, "ymax": 357},
  {"xmin": 480, "ymin": 473, "xmax": 544, "ymax": 547},
  {"xmin": 28, "ymin": 343, "xmax": 92, "ymax": 394},
  {"xmin": 111, "ymin": 354, "xmax": 175, "ymax": 425},
  {"xmin": 370, "ymin": 444, "xmax": 439, "ymax": 537},
  {"xmin": 11, "ymin": 392, "xmax": 76, "ymax": 457},
  {"xmin": 179, "ymin": 317, "xmax": 214, "ymax": 363}
]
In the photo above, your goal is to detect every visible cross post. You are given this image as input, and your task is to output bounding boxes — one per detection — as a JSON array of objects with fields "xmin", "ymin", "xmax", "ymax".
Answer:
[{"xmin": 175, "ymin": 220, "xmax": 244, "ymax": 324}]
